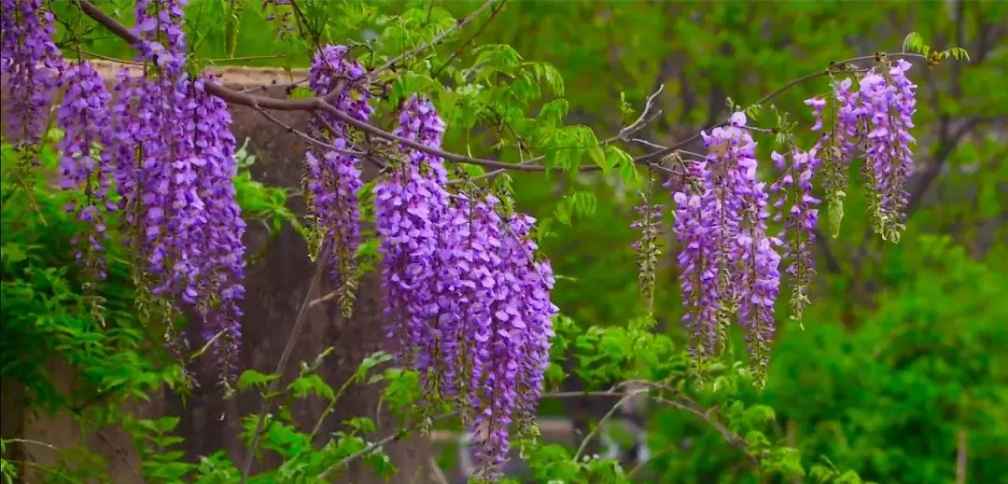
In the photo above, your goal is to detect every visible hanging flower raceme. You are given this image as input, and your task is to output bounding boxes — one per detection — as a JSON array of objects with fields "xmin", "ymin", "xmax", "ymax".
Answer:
[
  {"xmin": 671, "ymin": 113, "xmax": 781, "ymax": 374},
  {"xmin": 374, "ymin": 98, "xmax": 557, "ymax": 478},
  {"xmin": 822, "ymin": 78, "xmax": 861, "ymax": 237},
  {"xmin": 305, "ymin": 44, "xmax": 372, "ymax": 317},
  {"xmin": 465, "ymin": 200, "xmax": 557, "ymax": 481},
  {"xmin": 1, "ymin": 0, "xmax": 63, "ymax": 146},
  {"xmin": 184, "ymin": 76, "xmax": 247, "ymax": 384},
  {"xmin": 102, "ymin": 1, "xmax": 246, "ymax": 386},
  {"xmin": 56, "ymin": 61, "xmax": 115, "ymax": 279},
  {"xmin": 858, "ymin": 59, "xmax": 917, "ymax": 242},
  {"xmin": 375, "ymin": 96, "xmax": 452, "ymax": 391},
  {"xmin": 631, "ymin": 195, "xmax": 663, "ymax": 315},
  {"xmin": 770, "ymin": 148, "xmax": 819, "ymax": 324}
]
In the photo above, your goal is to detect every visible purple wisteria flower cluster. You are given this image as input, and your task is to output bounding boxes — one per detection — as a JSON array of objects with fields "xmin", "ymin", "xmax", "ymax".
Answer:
[
  {"xmin": 670, "ymin": 113, "xmax": 780, "ymax": 373},
  {"xmin": 0, "ymin": 0, "xmax": 249, "ymax": 386},
  {"xmin": 668, "ymin": 59, "xmax": 919, "ymax": 373},
  {"xmin": 56, "ymin": 61, "xmax": 115, "ymax": 279},
  {"xmin": 858, "ymin": 59, "xmax": 917, "ymax": 242},
  {"xmin": 305, "ymin": 44, "xmax": 372, "ymax": 318},
  {"xmin": 376, "ymin": 96, "xmax": 557, "ymax": 478},
  {"xmin": 770, "ymin": 146, "xmax": 819, "ymax": 324},
  {"xmin": 111, "ymin": 0, "xmax": 246, "ymax": 385},
  {"xmin": 1, "ymin": 0, "xmax": 63, "ymax": 146},
  {"xmin": 816, "ymin": 59, "xmax": 917, "ymax": 242}
]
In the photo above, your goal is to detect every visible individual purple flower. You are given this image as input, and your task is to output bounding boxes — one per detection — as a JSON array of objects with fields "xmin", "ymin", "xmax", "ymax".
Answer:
[
  {"xmin": 858, "ymin": 59, "xmax": 916, "ymax": 242},
  {"xmin": 305, "ymin": 45, "xmax": 372, "ymax": 317},
  {"xmin": 56, "ymin": 61, "xmax": 114, "ymax": 279},
  {"xmin": 805, "ymin": 97, "xmax": 826, "ymax": 132},
  {"xmin": 1, "ymin": 0, "xmax": 63, "ymax": 146}
]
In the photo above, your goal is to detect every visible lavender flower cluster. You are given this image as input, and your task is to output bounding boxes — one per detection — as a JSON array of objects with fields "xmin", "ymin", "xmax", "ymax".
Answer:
[
  {"xmin": 56, "ymin": 61, "xmax": 114, "ymax": 279},
  {"xmin": 859, "ymin": 59, "xmax": 917, "ymax": 242},
  {"xmin": 0, "ymin": 0, "xmax": 249, "ymax": 385},
  {"xmin": 376, "ymin": 96, "xmax": 557, "ymax": 478},
  {"xmin": 1, "ymin": 0, "xmax": 63, "ymax": 146},
  {"xmin": 305, "ymin": 44, "xmax": 372, "ymax": 317},
  {"xmin": 669, "ymin": 59, "xmax": 919, "ymax": 372},
  {"xmin": 671, "ymin": 113, "xmax": 780, "ymax": 373}
]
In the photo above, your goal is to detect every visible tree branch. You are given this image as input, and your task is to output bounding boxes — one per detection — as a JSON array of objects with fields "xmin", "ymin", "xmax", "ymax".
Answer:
[{"xmin": 76, "ymin": 0, "xmax": 929, "ymax": 180}]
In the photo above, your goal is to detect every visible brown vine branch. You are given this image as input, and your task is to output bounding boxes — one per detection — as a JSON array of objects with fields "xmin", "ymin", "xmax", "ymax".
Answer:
[{"xmin": 76, "ymin": 0, "xmax": 927, "ymax": 180}]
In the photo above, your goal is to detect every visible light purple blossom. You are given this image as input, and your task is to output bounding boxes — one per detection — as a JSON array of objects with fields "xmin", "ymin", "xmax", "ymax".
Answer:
[
  {"xmin": 671, "ymin": 112, "xmax": 781, "ymax": 372},
  {"xmin": 858, "ymin": 59, "xmax": 917, "ymax": 242}
]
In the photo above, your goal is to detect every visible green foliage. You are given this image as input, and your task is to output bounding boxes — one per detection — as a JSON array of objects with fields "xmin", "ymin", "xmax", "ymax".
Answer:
[
  {"xmin": 1, "ymin": 142, "xmax": 185, "ymax": 413},
  {"xmin": 234, "ymin": 140, "xmax": 303, "ymax": 237}
]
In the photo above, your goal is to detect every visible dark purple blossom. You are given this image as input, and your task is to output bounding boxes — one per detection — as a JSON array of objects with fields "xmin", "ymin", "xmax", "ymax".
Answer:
[
  {"xmin": 1, "ymin": 0, "xmax": 63, "ymax": 145},
  {"xmin": 56, "ymin": 61, "xmax": 114, "ymax": 278},
  {"xmin": 101, "ymin": 3, "xmax": 246, "ymax": 386},
  {"xmin": 306, "ymin": 45, "xmax": 372, "ymax": 316}
]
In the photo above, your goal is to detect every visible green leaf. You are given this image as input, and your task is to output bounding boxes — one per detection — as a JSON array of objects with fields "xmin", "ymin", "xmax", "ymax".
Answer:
[
  {"xmin": 381, "ymin": 368, "xmax": 421, "ymax": 416},
  {"xmin": 237, "ymin": 370, "xmax": 279, "ymax": 392},
  {"xmin": 354, "ymin": 351, "xmax": 394, "ymax": 384},
  {"xmin": 288, "ymin": 373, "xmax": 336, "ymax": 401},
  {"xmin": 554, "ymin": 191, "xmax": 597, "ymax": 226}
]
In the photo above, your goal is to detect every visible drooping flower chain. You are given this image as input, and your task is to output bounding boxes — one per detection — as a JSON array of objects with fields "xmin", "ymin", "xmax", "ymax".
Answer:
[
  {"xmin": 56, "ymin": 61, "xmax": 115, "ymax": 280},
  {"xmin": 375, "ymin": 97, "xmax": 557, "ymax": 477},
  {"xmin": 671, "ymin": 113, "xmax": 781, "ymax": 374},
  {"xmin": 104, "ymin": 0, "xmax": 246, "ymax": 385},
  {"xmin": 631, "ymin": 194, "xmax": 663, "ymax": 315},
  {"xmin": 858, "ymin": 59, "xmax": 917, "ymax": 242},
  {"xmin": 305, "ymin": 44, "xmax": 372, "ymax": 317},
  {"xmin": 1, "ymin": 0, "xmax": 63, "ymax": 146}
]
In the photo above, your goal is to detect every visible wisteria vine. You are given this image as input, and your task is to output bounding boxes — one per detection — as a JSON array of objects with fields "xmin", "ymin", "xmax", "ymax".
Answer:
[
  {"xmin": 376, "ymin": 94, "xmax": 557, "ymax": 477},
  {"xmin": 670, "ymin": 56, "xmax": 920, "ymax": 380},
  {"xmin": 1, "ymin": 0, "xmax": 936, "ymax": 479},
  {"xmin": 305, "ymin": 44, "xmax": 372, "ymax": 318}
]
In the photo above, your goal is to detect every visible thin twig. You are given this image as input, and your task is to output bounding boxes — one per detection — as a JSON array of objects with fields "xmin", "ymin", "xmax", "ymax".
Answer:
[
  {"xmin": 240, "ymin": 243, "xmax": 330, "ymax": 482},
  {"xmin": 431, "ymin": 0, "xmax": 508, "ymax": 78},
  {"xmin": 370, "ymin": 0, "xmax": 498, "ymax": 79},
  {"xmin": 76, "ymin": 0, "xmax": 931, "ymax": 178},
  {"xmin": 316, "ymin": 412, "xmax": 456, "ymax": 480},
  {"xmin": 572, "ymin": 388, "xmax": 649, "ymax": 460}
]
